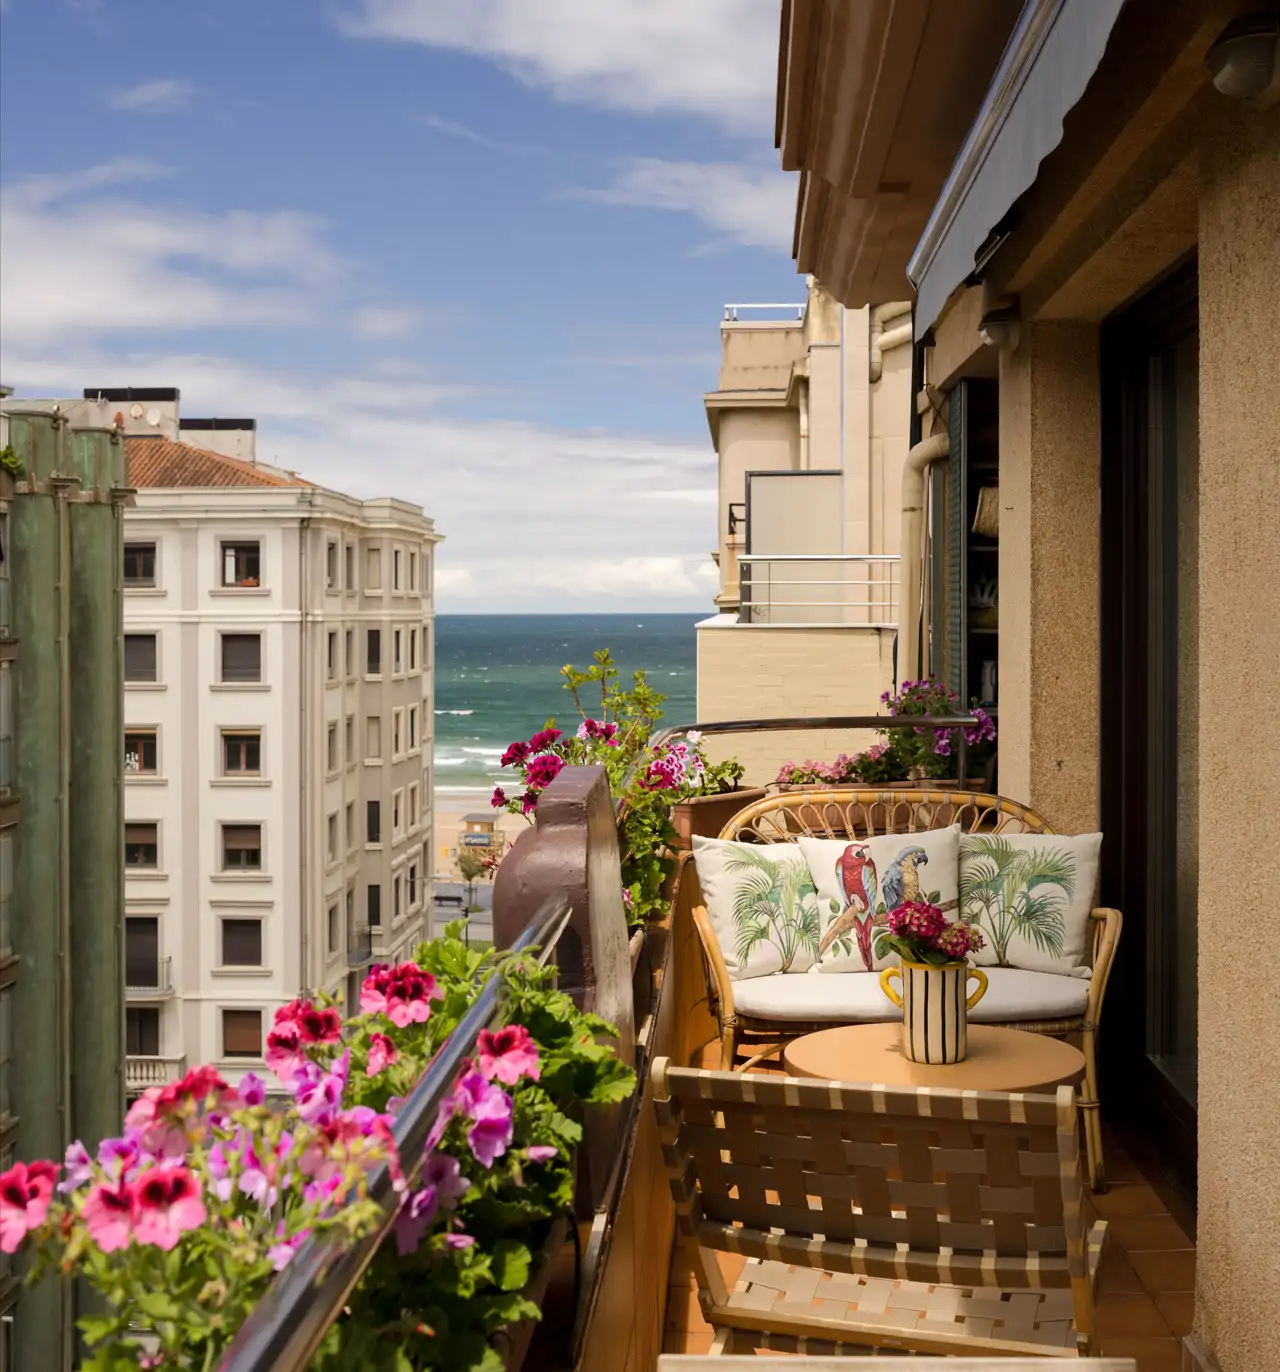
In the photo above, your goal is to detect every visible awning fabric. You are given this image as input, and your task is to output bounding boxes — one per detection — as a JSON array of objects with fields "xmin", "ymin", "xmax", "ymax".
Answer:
[{"xmin": 907, "ymin": 0, "xmax": 1127, "ymax": 337}]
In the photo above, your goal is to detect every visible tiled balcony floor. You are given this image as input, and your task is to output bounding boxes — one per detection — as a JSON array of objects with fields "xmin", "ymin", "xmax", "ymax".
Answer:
[{"xmin": 662, "ymin": 1127, "xmax": 1194, "ymax": 1370}]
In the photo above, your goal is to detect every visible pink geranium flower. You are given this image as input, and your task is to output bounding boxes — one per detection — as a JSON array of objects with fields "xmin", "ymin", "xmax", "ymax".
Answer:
[
  {"xmin": 133, "ymin": 1166, "xmax": 207, "ymax": 1251},
  {"xmin": 59, "ymin": 1141, "xmax": 93, "ymax": 1194},
  {"xmin": 265, "ymin": 1021, "xmax": 307, "ymax": 1083},
  {"xmin": 296, "ymin": 1004, "xmax": 342, "ymax": 1045},
  {"xmin": 526, "ymin": 1145, "xmax": 558, "ymax": 1163},
  {"xmin": 360, "ymin": 963, "xmax": 443, "ymax": 1028},
  {"xmin": 395, "ymin": 1184, "xmax": 439, "ymax": 1255},
  {"xmin": 123, "ymin": 1088, "xmax": 188, "ymax": 1160},
  {"xmin": 451, "ymin": 1070, "xmax": 514, "ymax": 1168},
  {"xmin": 267, "ymin": 1223, "xmax": 310, "ymax": 1271},
  {"xmin": 0, "ymin": 1160, "xmax": 57, "ymax": 1253},
  {"xmin": 423, "ymin": 1151, "xmax": 469, "ymax": 1209},
  {"xmin": 476, "ymin": 1025, "xmax": 540, "ymax": 1086},
  {"xmin": 83, "ymin": 1178, "xmax": 138, "ymax": 1253},
  {"xmin": 366, "ymin": 1033, "xmax": 398, "ymax": 1077}
]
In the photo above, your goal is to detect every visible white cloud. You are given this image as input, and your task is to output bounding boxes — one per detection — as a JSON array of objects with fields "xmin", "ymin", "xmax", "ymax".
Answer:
[
  {"xmin": 107, "ymin": 78, "xmax": 194, "ymax": 113},
  {"xmin": 351, "ymin": 304, "xmax": 421, "ymax": 340},
  {"xmin": 2, "ymin": 348, "xmax": 719, "ymax": 611},
  {"xmin": 340, "ymin": 0, "xmax": 780, "ymax": 135},
  {"xmin": 0, "ymin": 162, "xmax": 343, "ymax": 347},
  {"xmin": 570, "ymin": 158, "xmax": 797, "ymax": 254}
]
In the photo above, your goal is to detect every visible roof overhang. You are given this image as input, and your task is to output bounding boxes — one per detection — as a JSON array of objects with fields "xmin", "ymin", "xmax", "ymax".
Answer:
[
  {"xmin": 907, "ymin": 0, "xmax": 1128, "ymax": 337},
  {"xmin": 777, "ymin": 0, "xmax": 1024, "ymax": 307},
  {"xmin": 703, "ymin": 388, "xmax": 792, "ymax": 446}
]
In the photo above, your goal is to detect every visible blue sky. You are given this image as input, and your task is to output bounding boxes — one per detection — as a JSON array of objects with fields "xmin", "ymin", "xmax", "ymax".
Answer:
[{"xmin": 0, "ymin": 0, "xmax": 803, "ymax": 609}]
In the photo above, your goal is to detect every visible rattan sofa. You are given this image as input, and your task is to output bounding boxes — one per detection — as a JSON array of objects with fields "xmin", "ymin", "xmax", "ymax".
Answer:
[{"xmin": 686, "ymin": 788, "xmax": 1121, "ymax": 1191}]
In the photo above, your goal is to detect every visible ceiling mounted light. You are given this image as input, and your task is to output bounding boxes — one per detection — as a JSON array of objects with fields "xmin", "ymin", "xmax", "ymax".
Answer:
[
  {"xmin": 1206, "ymin": 11, "xmax": 1280, "ymax": 107},
  {"xmin": 979, "ymin": 305, "xmax": 1021, "ymax": 352}
]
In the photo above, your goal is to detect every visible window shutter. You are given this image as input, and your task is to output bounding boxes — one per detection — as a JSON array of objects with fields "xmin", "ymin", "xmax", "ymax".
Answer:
[
  {"xmin": 124, "ymin": 634, "xmax": 158, "ymax": 682},
  {"xmin": 221, "ymin": 634, "xmax": 261, "ymax": 682}
]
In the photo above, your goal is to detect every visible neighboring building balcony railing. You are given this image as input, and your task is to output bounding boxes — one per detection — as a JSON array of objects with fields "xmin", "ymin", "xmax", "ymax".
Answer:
[
  {"xmin": 347, "ymin": 925, "xmax": 374, "ymax": 967},
  {"xmin": 126, "ymin": 1054, "xmax": 187, "ymax": 1092},
  {"xmin": 125, "ymin": 956, "xmax": 173, "ymax": 998},
  {"xmin": 723, "ymin": 302, "xmax": 806, "ymax": 322},
  {"xmin": 737, "ymin": 553, "xmax": 900, "ymax": 627}
]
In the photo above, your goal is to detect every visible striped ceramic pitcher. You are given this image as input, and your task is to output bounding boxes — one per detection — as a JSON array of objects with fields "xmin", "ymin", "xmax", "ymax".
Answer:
[{"xmin": 879, "ymin": 960, "xmax": 988, "ymax": 1064}]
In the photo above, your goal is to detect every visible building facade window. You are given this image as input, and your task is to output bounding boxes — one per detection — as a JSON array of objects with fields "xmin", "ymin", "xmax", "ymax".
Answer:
[
  {"xmin": 328, "ymin": 903, "xmax": 339, "ymax": 954},
  {"xmin": 392, "ymin": 789, "xmax": 402, "ymax": 837},
  {"xmin": 366, "ymin": 628, "xmax": 381, "ymax": 675},
  {"xmin": 366, "ymin": 716, "xmax": 381, "ymax": 759},
  {"xmin": 222, "ymin": 1009, "xmax": 262, "ymax": 1058},
  {"xmin": 344, "ymin": 543, "xmax": 354, "ymax": 590},
  {"xmin": 124, "ymin": 916, "xmax": 159, "ymax": 988},
  {"xmin": 393, "ymin": 874, "xmax": 402, "ymax": 920},
  {"xmin": 409, "ymin": 551, "xmax": 417, "ymax": 591},
  {"xmin": 222, "ymin": 730, "xmax": 261, "ymax": 775},
  {"xmin": 327, "ymin": 723, "xmax": 338, "ymax": 772},
  {"xmin": 220, "ymin": 633, "xmax": 262, "ymax": 683},
  {"xmin": 393, "ymin": 549, "xmax": 402, "ymax": 590},
  {"xmin": 124, "ymin": 633, "xmax": 158, "ymax": 683},
  {"xmin": 327, "ymin": 631, "xmax": 338, "ymax": 680},
  {"xmin": 393, "ymin": 629, "xmax": 403, "ymax": 673},
  {"xmin": 123, "ymin": 542, "xmax": 157, "ymax": 588},
  {"xmin": 407, "ymin": 862, "xmax": 418, "ymax": 908},
  {"xmin": 346, "ymin": 801, "xmax": 355, "ymax": 851},
  {"xmin": 220, "ymin": 918, "xmax": 262, "ymax": 967},
  {"xmin": 409, "ymin": 627, "xmax": 418, "ymax": 671},
  {"xmin": 366, "ymin": 800, "xmax": 381, "ymax": 845},
  {"xmin": 221, "ymin": 824, "xmax": 262, "ymax": 871},
  {"xmin": 125, "ymin": 823, "xmax": 158, "ymax": 869},
  {"xmin": 408, "ymin": 705, "xmax": 418, "ymax": 750},
  {"xmin": 126, "ymin": 1006, "xmax": 160, "ymax": 1056},
  {"xmin": 326, "ymin": 541, "xmax": 338, "ymax": 589},
  {"xmin": 124, "ymin": 729, "xmax": 158, "ymax": 775},
  {"xmin": 345, "ymin": 715, "xmax": 354, "ymax": 765},
  {"xmin": 408, "ymin": 782, "xmax": 419, "ymax": 828},
  {"xmin": 367, "ymin": 883, "xmax": 381, "ymax": 927},
  {"xmin": 392, "ymin": 709, "xmax": 402, "ymax": 757},
  {"xmin": 365, "ymin": 546, "xmax": 382, "ymax": 590},
  {"xmin": 220, "ymin": 541, "xmax": 261, "ymax": 588},
  {"xmin": 327, "ymin": 813, "xmax": 338, "ymax": 863},
  {"xmin": 344, "ymin": 630, "xmax": 354, "ymax": 678}
]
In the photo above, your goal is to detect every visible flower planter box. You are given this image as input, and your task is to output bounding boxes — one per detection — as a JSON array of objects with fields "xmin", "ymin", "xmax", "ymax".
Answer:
[
  {"xmin": 494, "ymin": 1214, "xmax": 569, "ymax": 1371},
  {"xmin": 669, "ymin": 788, "xmax": 767, "ymax": 849}
]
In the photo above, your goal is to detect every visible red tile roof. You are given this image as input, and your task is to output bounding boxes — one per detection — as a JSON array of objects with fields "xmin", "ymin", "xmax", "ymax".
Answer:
[{"xmin": 126, "ymin": 436, "xmax": 308, "ymax": 489}]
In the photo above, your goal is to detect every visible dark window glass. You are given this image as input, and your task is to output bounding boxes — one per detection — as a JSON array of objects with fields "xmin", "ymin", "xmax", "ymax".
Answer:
[
  {"xmin": 125, "ymin": 822, "xmax": 158, "ymax": 868},
  {"xmin": 222, "ymin": 1009, "xmax": 262, "ymax": 1058},
  {"xmin": 408, "ymin": 864, "xmax": 418, "ymax": 906},
  {"xmin": 222, "ymin": 731, "xmax": 261, "ymax": 774},
  {"xmin": 221, "ymin": 542, "xmax": 260, "ymax": 587},
  {"xmin": 328, "ymin": 904, "xmax": 339, "ymax": 953},
  {"xmin": 123, "ymin": 542, "xmax": 156, "ymax": 587},
  {"xmin": 125, "ymin": 916, "xmax": 159, "ymax": 987},
  {"xmin": 124, "ymin": 730, "xmax": 158, "ymax": 774},
  {"xmin": 126, "ymin": 1006, "xmax": 160, "ymax": 1056},
  {"xmin": 221, "ymin": 634, "xmax": 261, "ymax": 683},
  {"xmin": 222, "ymin": 824, "xmax": 262, "ymax": 870},
  {"xmin": 221, "ymin": 919, "xmax": 262, "ymax": 966},
  {"xmin": 367, "ymin": 883, "xmax": 381, "ymax": 927},
  {"xmin": 366, "ymin": 628, "xmax": 381, "ymax": 674},
  {"xmin": 124, "ymin": 634, "xmax": 158, "ymax": 683},
  {"xmin": 366, "ymin": 800, "xmax": 381, "ymax": 844}
]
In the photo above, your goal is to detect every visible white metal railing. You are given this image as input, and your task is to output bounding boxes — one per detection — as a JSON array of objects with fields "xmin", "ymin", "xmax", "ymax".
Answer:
[
  {"xmin": 126, "ymin": 1054, "xmax": 187, "ymax": 1090},
  {"xmin": 737, "ymin": 554, "xmax": 900, "ymax": 627},
  {"xmin": 125, "ymin": 956, "xmax": 173, "ymax": 998},
  {"xmin": 723, "ymin": 302, "xmax": 806, "ymax": 322}
]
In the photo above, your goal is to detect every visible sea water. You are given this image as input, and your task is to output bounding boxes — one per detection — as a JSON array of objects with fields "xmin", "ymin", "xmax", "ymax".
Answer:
[{"xmin": 433, "ymin": 613, "xmax": 700, "ymax": 799}]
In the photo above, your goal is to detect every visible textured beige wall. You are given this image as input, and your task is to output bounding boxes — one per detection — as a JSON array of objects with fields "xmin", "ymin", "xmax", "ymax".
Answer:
[
  {"xmin": 1193, "ymin": 104, "xmax": 1280, "ymax": 1372},
  {"xmin": 695, "ymin": 622, "xmax": 894, "ymax": 785},
  {"xmin": 997, "ymin": 321, "xmax": 1101, "ymax": 835}
]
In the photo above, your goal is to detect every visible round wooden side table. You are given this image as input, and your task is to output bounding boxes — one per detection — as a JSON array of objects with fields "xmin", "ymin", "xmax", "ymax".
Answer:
[{"xmin": 782, "ymin": 1022, "xmax": 1086, "ymax": 1093}]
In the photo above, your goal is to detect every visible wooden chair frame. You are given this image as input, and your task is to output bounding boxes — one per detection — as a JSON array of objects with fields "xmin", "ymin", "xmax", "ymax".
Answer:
[
  {"xmin": 653, "ymin": 1058, "xmax": 1106, "ymax": 1358},
  {"xmin": 687, "ymin": 789, "xmax": 1122, "ymax": 1191}
]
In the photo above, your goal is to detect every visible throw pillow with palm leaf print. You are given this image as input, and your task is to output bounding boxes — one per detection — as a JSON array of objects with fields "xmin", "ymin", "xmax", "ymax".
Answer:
[
  {"xmin": 691, "ymin": 837, "xmax": 822, "ymax": 979},
  {"xmin": 959, "ymin": 832, "xmax": 1102, "ymax": 976}
]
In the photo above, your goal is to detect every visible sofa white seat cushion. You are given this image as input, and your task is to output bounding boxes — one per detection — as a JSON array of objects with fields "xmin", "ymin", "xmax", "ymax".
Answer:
[{"xmin": 731, "ymin": 966, "xmax": 1090, "ymax": 1024}]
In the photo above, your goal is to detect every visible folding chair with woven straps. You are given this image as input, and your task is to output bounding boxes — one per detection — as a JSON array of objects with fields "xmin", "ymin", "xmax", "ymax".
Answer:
[{"xmin": 653, "ymin": 1058, "xmax": 1107, "ymax": 1358}]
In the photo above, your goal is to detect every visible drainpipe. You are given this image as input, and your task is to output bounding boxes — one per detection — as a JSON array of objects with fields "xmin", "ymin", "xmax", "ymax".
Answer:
[
  {"xmin": 797, "ymin": 378, "xmax": 810, "ymax": 470},
  {"xmin": 870, "ymin": 301, "xmax": 914, "ymax": 383},
  {"xmin": 898, "ymin": 431, "xmax": 950, "ymax": 684}
]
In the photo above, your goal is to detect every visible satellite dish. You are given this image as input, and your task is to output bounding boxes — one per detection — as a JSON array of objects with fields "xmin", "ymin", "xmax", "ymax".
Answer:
[
  {"xmin": 130, "ymin": 403, "xmax": 145, "ymax": 419},
  {"xmin": 146, "ymin": 408, "xmax": 162, "ymax": 427}
]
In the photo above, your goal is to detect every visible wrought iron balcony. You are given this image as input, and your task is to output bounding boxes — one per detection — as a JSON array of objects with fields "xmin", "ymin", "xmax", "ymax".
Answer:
[
  {"xmin": 346, "ymin": 924, "xmax": 374, "ymax": 967},
  {"xmin": 125, "ymin": 955, "xmax": 173, "ymax": 998}
]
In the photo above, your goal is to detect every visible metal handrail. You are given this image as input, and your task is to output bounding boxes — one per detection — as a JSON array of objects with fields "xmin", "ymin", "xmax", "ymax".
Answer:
[
  {"xmin": 737, "ymin": 553, "xmax": 901, "ymax": 562},
  {"xmin": 723, "ymin": 302, "xmax": 806, "ymax": 321},
  {"xmin": 217, "ymin": 892, "xmax": 572, "ymax": 1372}
]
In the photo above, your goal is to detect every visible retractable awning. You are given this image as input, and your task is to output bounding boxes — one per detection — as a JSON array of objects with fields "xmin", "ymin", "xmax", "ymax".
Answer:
[{"xmin": 907, "ymin": 0, "xmax": 1127, "ymax": 337}]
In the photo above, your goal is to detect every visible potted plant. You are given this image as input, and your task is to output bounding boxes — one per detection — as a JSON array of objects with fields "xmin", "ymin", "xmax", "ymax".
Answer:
[
  {"xmin": 667, "ymin": 739, "xmax": 762, "ymax": 849},
  {"xmin": 878, "ymin": 679, "xmax": 997, "ymax": 788},
  {"xmin": 0, "ymin": 444, "xmax": 23, "ymax": 497},
  {"xmin": 875, "ymin": 903, "xmax": 987, "ymax": 1064}
]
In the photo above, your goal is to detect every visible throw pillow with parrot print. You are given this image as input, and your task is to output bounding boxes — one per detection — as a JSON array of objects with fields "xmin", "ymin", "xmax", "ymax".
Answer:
[{"xmin": 797, "ymin": 826, "xmax": 961, "ymax": 974}]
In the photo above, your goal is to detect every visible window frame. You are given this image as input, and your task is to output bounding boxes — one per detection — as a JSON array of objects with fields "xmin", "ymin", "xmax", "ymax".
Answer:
[
  {"xmin": 367, "ymin": 882, "xmax": 381, "ymax": 927},
  {"xmin": 366, "ymin": 799, "xmax": 381, "ymax": 846},
  {"xmin": 123, "ymin": 541, "xmax": 157, "ymax": 589},
  {"xmin": 219, "ymin": 632, "xmax": 263, "ymax": 685},
  {"xmin": 221, "ymin": 1008, "xmax": 264, "ymax": 1060},
  {"xmin": 221, "ymin": 729, "xmax": 262, "ymax": 777},
  {"xmin": 124, "ymin": 727, "xmax": 159, "ymax": 776},
  {"xmin": 326, "ymin": 541, "xmax": 338, "ymax": 590},
  {"xmin": 366, "ymin": 628, "xmax": 382, "ymax": 676},
  {"xmin": 327, "ymin": 722, "xmax": 339, "ymax": 773},
  {"xmin": 124, "ymin": 632, "xmax": 159, "ymax": 684},
  {"xmin": 219, "ymin": 916, "xmax": 264, "ymax": 968},
  {"xmin": 220, "ymin": 822, "xmax": 263, "ymax": 873},
  {"xmin": 125, "ymin": 821, "xmax": 159, "ymax": 870},
  {"xmin": 219, "ymin": 540, "xmax": 262, "ymax": 589}
]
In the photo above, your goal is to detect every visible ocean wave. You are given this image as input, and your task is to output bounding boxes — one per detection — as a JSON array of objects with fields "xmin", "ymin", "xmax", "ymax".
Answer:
[{"xmin": 436, "ymin": 708, "xmax": 474, "ymax": 716}]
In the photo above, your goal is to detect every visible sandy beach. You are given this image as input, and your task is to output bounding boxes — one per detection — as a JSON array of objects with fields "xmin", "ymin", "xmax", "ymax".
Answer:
[{"xmin": 431, "ymin": 791, "xmax": 530, "ymax": 878}]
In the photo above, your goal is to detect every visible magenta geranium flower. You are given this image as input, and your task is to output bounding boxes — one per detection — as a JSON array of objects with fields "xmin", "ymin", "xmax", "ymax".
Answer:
[
  {"xmin": 236, "ymin": 1072, "xmax": 267, "ymax": 1107},
  {"xmin": 458, "ymin": 1071, "xmax": 514, "ymax": 1168},
  {"xmin": 366, "ymin": 1033, "xmax": 398, "ymax": 1077},
  {"xmin": 361, "ymin": 963, "xmax": 443, "ymax": 1028},
  {"xmin": 527, "ymin": 727, "xmax": 562, "ymax": 752},
  {"xmin": 476, "ymin": 1025, "xmax": 541, "ymax": 1086},
  {"xmin": 524, "ymin": 753, "xmax": 564, "ymax": 792},
  {"xmin": 395, "ymin": 1183, "xmax": 440, "ymax": 1255},
  {"xmin": 0, "ymin": 1160, "xmax": 57, "ymax": 1253},
  {"xmin": 265, "ymin": 1022, "xmax": 308, "ymax": 1083},
  {"xmin": 133, "ymin": 1166, "xmax": 207, "ymax": 1251},
  {"xmin": 267, "ymin": 1223, "xmax": 310, "ymax": 1271},
  {"xmin": 58, "ymin": 1141, "xmax": 93, "ymax": 1194},
  {"xmin": 490, "ymin": 786, "xmax": 507, "ymax": 808},
  {"xmin": 122, "ymin": 1089, "xmax": 188, "ymax": 1161},
  {"xmin": 423, "ymin": 1151, "xmax": 468, "ymax": 1210},
  {"xmin": 296, "ymin": 1004, "xmax": 342, "ymax": 1045},
  {"xmin": 98, "ymin": 1134, "xmax": 142, "ymax": 1179},
  {"xmin": 445, "ymin": 1232, "xmax": 475, "ymax": 1249},
  {"xmin": 499, "ymin": 739, "xmax": 531, "ymax": 768},
  {"xmin": 82, "ymin": 1178, "xmax": 137, "ymax": 1253},
  {"xmin": 526, "ymin": 1145, "xmax": 558, "ymax": 1163}
]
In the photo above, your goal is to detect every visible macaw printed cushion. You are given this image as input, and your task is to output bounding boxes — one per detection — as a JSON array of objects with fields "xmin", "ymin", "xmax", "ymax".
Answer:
[
  {"xmin": 959, "ymin": 832, "xmax": 1102, "ymax": 976},
  {"xmin": 796, "ymin": 826, "xmax": 961, "ymax": 974},
  {"xmin": 692, "ymin": 837, "xmax": 822, "ymax": 981}
]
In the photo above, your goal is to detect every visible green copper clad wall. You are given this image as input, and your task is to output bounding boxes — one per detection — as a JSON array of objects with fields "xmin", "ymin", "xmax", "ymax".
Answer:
[
  {"xmin": 8, "ymin": 413, "xmax": 74, "ymax": 1369},
  {"xmin": 68, "ymin": 433, "xmax": 126, "ymax": 1151}
]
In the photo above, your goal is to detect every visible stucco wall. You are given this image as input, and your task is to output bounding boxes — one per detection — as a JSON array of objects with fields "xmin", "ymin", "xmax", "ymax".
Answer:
[
  {"xmin": 695, "ymin": 621, "xmax": 894, "ymax": 785},
  {"xmin": 1193, "ymin": 103, "xmax": 1280, "ymax": 1372},
  {"xmin": 997, "ymin": 321, "xmax": 1101, "ymax": 834}
]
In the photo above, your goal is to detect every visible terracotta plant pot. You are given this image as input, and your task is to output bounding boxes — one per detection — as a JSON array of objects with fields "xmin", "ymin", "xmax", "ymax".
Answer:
[
  {"xmin": 669, "ymin": 788, "xmax": 767, "ymax": 849},
  {"xmin": 880, "ymin": 960, "xmax": 988, "ymax": 1064}
]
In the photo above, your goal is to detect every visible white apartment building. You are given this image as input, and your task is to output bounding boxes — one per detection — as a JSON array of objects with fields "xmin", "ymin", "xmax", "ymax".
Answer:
[{"xmin": 98, "ymin": 389, "xmax": 441, "ymax": 1092}]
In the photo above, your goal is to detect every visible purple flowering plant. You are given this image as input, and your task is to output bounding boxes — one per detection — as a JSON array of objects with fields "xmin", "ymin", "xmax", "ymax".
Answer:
[{"xmin": 490, "ymin": 650, "xmax": 745, "ymax": 926}]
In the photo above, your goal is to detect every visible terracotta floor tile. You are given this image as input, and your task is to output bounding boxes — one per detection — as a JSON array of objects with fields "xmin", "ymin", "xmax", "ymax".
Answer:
[
  {"xmin": 1130, "ymin": 1247, "xmax": 1197, "ymax": 1293},
  {"xmin": 1094, "ymin": 1292, "xmax": 1172, "ymax": 1337},
  {"xmin": 1108, "ymin": 1213, "xmax": 1194, "ymax": 1252},
  {"xmin": 1153, "ymin": 1291, "xmax": 1194, "ymax": 1337},
  {"xmin": 1093, "ymin": 1182, "xmax": 1171, "ymax": 1218},
  {"xmin": 1098, "ymin": 1245, "xmax": 1148, "ymax": 1294},
  {"xmin": 1097, "ymin": 1333, "xmax": 1184, "ymax": 1372}
]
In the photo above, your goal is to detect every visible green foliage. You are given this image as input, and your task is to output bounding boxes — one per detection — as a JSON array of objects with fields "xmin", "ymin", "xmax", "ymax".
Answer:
[{"xmin": 0, "ymin": 445, "xmax": 23, "ymax": 478}]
